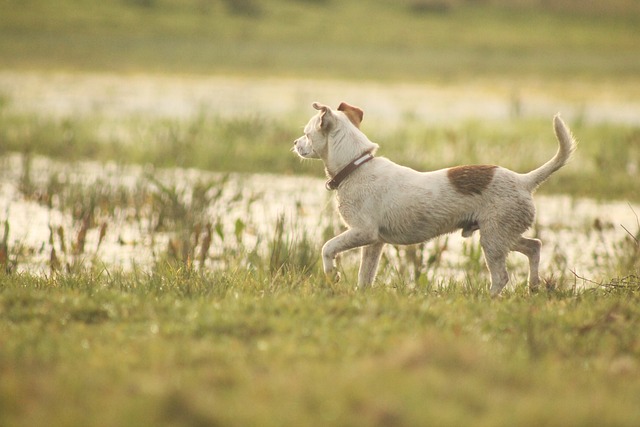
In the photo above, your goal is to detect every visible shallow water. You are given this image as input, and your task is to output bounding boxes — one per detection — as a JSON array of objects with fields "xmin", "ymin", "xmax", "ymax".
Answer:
[
  {"xmin": 1, "ymin": 153, "xmax": 637, "ymax": 285},
  {"xmin": 2, "ymin": 71, "xmax": 640, "ymax": 125}
]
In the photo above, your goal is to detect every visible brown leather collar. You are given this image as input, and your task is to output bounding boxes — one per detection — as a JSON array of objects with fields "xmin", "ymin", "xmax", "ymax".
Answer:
[{"xmin": 325, "ymin": 152, "xmax": 374, "ymax": 191}]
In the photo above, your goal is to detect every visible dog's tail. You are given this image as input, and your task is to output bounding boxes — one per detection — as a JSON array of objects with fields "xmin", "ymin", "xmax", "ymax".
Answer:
[{"xmin": 519, "ymin": 114, "xmax": 577, "ymax": 192}]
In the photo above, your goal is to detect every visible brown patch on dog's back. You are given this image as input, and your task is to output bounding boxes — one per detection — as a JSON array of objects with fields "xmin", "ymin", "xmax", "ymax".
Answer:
[{"xmin": 447, "ymin": 165, "xmax": 497, "ymax": 196}]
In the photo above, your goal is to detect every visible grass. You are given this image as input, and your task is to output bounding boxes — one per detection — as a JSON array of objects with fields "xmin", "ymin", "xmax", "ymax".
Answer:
[
  {"xmin": 0, "ymin": 0, "xmax": 639, "ymax": 81},
  {"xmin": 1, "ymin": 268, "xmax": 640, "ymax": 426}
]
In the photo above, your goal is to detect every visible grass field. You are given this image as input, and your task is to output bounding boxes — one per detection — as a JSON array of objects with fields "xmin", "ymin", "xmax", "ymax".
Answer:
[
  {"xmin": 2, "ymin": 268, "xmax": 640, "ymax": 426},
  {"xmin": 1, "ymin": 0, "xmax": 639, "ymax": 81},
  {"xmin": 1, "ymin": 1, "xmax": 640, "ymax": 425}
]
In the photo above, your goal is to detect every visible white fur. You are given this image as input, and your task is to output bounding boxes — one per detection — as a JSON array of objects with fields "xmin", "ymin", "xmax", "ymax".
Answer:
[{"xmin": 293, "ymin": 103, "xmax": 577, "ymax": 296}]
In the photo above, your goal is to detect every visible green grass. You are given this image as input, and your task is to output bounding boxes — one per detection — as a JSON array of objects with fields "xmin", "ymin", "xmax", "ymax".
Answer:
[
  {"xmin": 2, "ymin": 269, "xmax": 640, "ymax": 426},
  {"xmin": 0, "ymin": 0, "xmax": 639, "ymax": 81}
]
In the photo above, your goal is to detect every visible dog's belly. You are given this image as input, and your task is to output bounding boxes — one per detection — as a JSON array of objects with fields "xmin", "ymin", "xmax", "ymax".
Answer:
[{"xmin": 376, "ymin": 213, "xmax": 459, "ymax": 245}]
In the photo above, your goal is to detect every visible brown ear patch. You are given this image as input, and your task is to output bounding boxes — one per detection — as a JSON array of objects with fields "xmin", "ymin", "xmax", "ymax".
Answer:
[
  {"xmin": 337, "ymin": 102, "xmax": 364, "ymax": 128},
  {"xmin": 447, "ymin": 165, "xmax": 497, "ymax": 196}
]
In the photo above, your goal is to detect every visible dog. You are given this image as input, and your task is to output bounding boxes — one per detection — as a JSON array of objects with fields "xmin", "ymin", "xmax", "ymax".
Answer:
[{"xmin": 293, "ymin": 102, "xmax": 576, "ymax": 296}]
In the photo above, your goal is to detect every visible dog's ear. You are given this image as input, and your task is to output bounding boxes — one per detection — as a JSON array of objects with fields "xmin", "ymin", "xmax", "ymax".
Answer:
[
  {"xmin": 337, "ymin": 102, "xmax": 364, "ymax": 128},
  {"xmin": 312, "ymin": 102, "xmax": 335, "ymax": 132}
]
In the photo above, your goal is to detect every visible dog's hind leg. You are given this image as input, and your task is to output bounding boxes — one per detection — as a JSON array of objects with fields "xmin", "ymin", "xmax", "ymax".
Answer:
[
  {"xmin": 513, "ymin": 236, "xmax": 541, "ymax": 291},
  {"xmin": 358, "ymin": 242, "xmax": 385, "ymax": 288},
  {"xmin": 322, "ymin": 229, "xmax": 378, "ymax": 283},
  {"xmin": 480, "ymin": 236, "xmax": 510, "ymax": 297}
]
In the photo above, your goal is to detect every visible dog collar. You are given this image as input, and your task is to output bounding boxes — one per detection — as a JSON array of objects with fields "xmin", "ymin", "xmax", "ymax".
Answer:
[{"xmin": 325, "ymin": 152, "xmax": 374, "ymax": 191}]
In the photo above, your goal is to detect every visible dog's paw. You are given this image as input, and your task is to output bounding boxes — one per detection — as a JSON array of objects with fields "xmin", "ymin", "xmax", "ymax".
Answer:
[
  {"xmin": 489, "ymin": 286, "xmax": 503, "ymax": 299},
  {"xmin": 324, "ymin": 270, "xmax": 341, "ymax": 284}
]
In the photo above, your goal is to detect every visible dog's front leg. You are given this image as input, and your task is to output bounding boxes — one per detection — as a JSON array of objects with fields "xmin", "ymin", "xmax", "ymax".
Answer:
[
  {"xmin": 358, "ymin": 243, "xmax": 385, "ymax": 289},
  {"xmin": 322, "ymin": 229, "xmax": 378, "ymax": 283}
]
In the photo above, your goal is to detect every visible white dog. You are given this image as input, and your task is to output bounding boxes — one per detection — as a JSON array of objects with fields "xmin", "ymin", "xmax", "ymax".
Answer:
[{"xmin": 293, "ymin": 102, "xmax": 576, "ymax": 296}]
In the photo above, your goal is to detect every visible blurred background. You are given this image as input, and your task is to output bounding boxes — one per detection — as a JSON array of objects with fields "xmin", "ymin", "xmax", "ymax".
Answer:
[
  {"xmin": 0, "ymin": 0, "xmax": 640, "ymax": 191},
  {"xmin": 1, "ymin": 0, "xmax": 639, "ymax": 198},
  {"xmin": 1, "ymin": 0, "xmax": 639, "ymax": 80}
]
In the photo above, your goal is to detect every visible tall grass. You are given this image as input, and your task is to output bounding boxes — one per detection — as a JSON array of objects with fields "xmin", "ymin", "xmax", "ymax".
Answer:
[{"xmin": 2, "ymin": 147, "xmax": 638, "ymax": 282}]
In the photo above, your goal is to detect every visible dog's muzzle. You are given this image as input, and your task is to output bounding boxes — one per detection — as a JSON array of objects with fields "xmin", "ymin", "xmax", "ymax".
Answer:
[{"xmin": 293, "ymin": 136, "xmax": 318, "ymax": 159}]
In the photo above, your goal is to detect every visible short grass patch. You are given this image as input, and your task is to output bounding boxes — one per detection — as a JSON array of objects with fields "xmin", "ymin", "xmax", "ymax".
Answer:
[{"xmin": 1, "ymin": 270, "xmax": 640, "ymax": 426}]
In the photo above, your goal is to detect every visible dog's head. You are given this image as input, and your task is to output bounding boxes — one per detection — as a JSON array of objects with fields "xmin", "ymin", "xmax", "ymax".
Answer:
[{"xmin": 293, "ymin": 102, "xmax": 378, "ymax": 174}]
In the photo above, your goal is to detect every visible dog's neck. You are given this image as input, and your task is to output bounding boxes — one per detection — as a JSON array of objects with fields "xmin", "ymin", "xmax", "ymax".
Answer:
[
  {"xmin": 323, "ymin": 127, "xmax": 378, "ymax": 176},
  {"xmin": 325, "ymin": 151, "xmax": 374, "ymax": 191}
]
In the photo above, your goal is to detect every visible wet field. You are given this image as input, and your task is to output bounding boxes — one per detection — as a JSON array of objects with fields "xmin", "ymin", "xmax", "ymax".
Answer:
[
  {"xmin": 1, "ymin": 72, "xmax": 638, "ymax": 285},
  {"xmin": 1, "ymin": 152, "xmax": 638, "ymax": 286}
]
